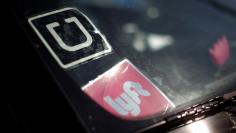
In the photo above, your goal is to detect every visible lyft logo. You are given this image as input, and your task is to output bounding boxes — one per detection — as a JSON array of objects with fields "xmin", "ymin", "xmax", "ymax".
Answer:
[
  {"xmin": 82, "ymin": 59, "xmax": 174, "ymax": 120},
  {"xmin": 104, "ymin": 81, "xmax": 151, "ymax": 116}
]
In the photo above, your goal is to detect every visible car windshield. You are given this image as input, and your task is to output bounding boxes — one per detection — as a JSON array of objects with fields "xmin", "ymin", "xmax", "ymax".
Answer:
[
  {"xmin": 73, "ymin": 0, "xmax": 236, "ymax": 106},
  {"xmin": 11, "ymin": 0, "xmax": 236, "ymax": 130}
]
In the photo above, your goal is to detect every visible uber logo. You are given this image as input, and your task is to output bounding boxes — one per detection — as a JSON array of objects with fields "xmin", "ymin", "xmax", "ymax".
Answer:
[{"xmin": 28, "ymin": 8, "xmax": 112, "ymax": 69}]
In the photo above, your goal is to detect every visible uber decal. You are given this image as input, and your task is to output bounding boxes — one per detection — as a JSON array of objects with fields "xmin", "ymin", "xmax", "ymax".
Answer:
[
  {"xmin": 28, "ymin": 8, "xmax": 112, "ymax": 69},
  {"xmin": 82, "ymin": 59, "xmax": 174, "ymax": 120}
]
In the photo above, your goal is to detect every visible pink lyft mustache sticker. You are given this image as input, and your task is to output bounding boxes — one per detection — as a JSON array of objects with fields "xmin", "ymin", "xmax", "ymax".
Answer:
[{"xmin": 82, "ymin": 59, "xmax": 174, "ymax": 120}]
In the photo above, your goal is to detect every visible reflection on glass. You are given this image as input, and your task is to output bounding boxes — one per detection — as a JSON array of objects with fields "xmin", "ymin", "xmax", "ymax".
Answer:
[
  {"xmin": 147, "ymin": 7, "xmax": 160, "ymax": 19},
  {"xmin": 147, "ymin": 34, "xmax": 174, "ymax": 51},
  {"xmin": 188, "ymin": 121, "xmax": 210, "ymax": 133}
]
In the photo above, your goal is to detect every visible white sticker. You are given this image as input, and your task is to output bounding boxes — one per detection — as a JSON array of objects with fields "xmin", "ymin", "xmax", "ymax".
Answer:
[{"xmin": 28, "ymin": 7, "xmax": 112, "ymax": 69}]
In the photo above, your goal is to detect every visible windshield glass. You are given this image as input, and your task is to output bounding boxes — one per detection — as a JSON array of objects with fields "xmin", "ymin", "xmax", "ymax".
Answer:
[
  {"xmin": 73, "ymin": 0, "xmax": 236, "ymax": 106},
  {"xmin": 11, "ymin": 0, "xmax": 236, "ymax": 131}
]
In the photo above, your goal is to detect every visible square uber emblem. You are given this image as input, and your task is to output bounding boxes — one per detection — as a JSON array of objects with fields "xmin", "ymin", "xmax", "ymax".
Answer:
[{"xmin": 28, "ymin": 7, "xmax": 112, "ymax": 69}]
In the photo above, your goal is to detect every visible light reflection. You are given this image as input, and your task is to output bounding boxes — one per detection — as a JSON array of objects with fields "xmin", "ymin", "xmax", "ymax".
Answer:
[
  {"xmin": 133, "ymin": 32, "xmax": 146, "ymax": 52},
  {"xmin": 122, "ymin": 23, "xmax": 174, "ymax": 52},
  {"xmin": 147, "ymin": 7, "xmax": 160, "ymax": 19},
  {"xmin": 106, "ymin": 64, "xmax": 122, "ymax": 79},
  {"xmin": 147, "ymin": 34, "xmax": 174, "ymax": 51},
  {"xmin": 122, "ymin": 23, "xmax": 138, "ymax": 34},
  {"xmin": 122, "ymin": 66, "xmax": 129, "ymax": 73},
  {"xmin": 188, "ymin": 121, "xmax": 210, "ymax": 133},
  {"xmin": 132, "ymin": 33, "xmax": 174, "ymax": 52}
]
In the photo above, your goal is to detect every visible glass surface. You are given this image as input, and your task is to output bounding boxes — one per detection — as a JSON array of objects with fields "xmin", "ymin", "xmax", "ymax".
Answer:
[
  {"xmin": 11, "ymin": 0, "xmax": 236, "ymax": 131},
  {"xmin": 74, "ymin": 0, "xmax": 236, "ymax": 106}
]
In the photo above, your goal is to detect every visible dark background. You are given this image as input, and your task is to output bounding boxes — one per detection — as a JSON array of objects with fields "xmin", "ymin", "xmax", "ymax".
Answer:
[{"xmin": 1, "ymin": 5, "xmax": 86, "ymax": 133}]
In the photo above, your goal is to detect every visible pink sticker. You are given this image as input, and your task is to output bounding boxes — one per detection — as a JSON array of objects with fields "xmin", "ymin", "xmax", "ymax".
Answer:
[
  {"xmin": 209, "ymin": 36, "xmax": 230, "ymax": 68},
  {"xmin": 82, "ymin": 59, "xmax": 174, "ymax": 120}
]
